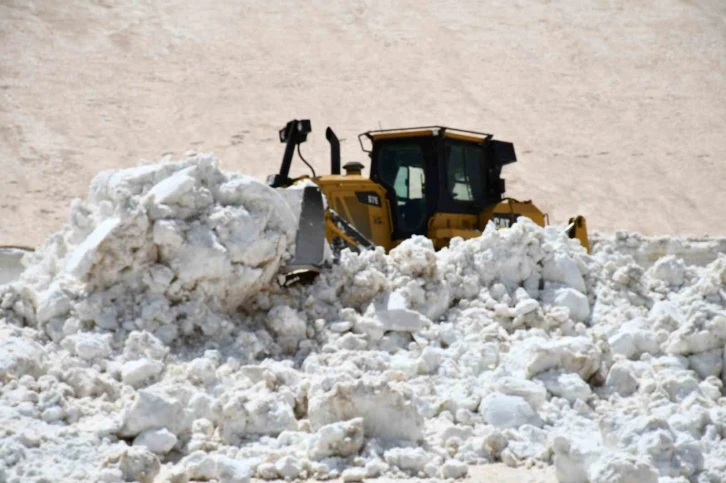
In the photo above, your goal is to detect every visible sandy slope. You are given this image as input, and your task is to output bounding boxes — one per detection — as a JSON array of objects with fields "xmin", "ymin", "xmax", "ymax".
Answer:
[{"xmin": 1, "ymin": 0, "xmax": 726, "ymax": 247}]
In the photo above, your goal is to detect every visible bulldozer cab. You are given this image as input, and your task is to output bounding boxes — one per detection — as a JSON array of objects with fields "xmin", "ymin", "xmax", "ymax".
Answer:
[{"xmin": 364, "ymin": 127, "xmax": 516, "ymax": 242}]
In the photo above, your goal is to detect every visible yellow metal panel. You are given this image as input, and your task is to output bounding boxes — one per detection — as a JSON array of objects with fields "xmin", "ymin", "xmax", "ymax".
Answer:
[
  {"xmin": 429, "ymin": 228, "xmax": 482, "ymax": 244},
  {"xmin": 370, "ymin": 130, "xmax": 437, "ymax": 140},
  {"xmin": 314, "ymin": 174, "xmax": 365, "ymax": 182},
  {"xmin": 428, "ymin": 213, "xmax": 479, "ymax": 231},
  {"xmin": 481, "ymin": 198, "xmax": 546, "ymax": 228},
  {"xmin": 316, "ymin": 176, "xmax": 394, "ymax": 251},
  {"xmin": 443, "ymin": 132, "xmax": 487, "ymax": 143}
]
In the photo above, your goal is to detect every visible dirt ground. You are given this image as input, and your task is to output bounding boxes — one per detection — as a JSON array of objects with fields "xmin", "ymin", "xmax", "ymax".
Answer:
[{"xmin": 1, "ymin": 0, "xmax": 725, "ymax": 248}]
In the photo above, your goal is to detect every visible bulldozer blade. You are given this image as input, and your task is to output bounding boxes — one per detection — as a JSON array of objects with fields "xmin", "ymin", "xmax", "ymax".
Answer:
[{"xmin": 280, "ymin": 186, "xmax": 326, "ymax": 286}]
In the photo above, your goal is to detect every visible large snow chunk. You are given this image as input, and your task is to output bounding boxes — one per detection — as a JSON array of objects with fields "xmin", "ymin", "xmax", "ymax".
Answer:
[
  {"xmin": 366, "ymin": 291, "xmax": 432, "ymax": 333},
  {"xmin": 0, "ymin": 330, "xmax": 47, "ymax": 382},
  {"xmin": 507, "ymin": 336, "xmax": 602, "ymax": 380},
  {"xmin": 608, "ymin": 318, "xmax": 659, "ymax": 360},
  {"xmin": 64, "ymin": 217, "xmax": 122, "ymax": 279},
  {"xmin": 119, "ymin": 389, "xmax": 185, "ymax": 437},
  {"xmin": 542, "ymin": 252, "xmax": 586, "ymax": 293},
  {"xmin": 96, "ymin": 163, "xmax": 167, "ymax": 201},
  {"xmin": 688, "ymin": 348, "xmax": 723, "ymax": 379},
  {"xmin": 552, "ymin": 433, "xmax": 602, "ymax": 483},
  {"xmin": 35, "ymin": 282, "xmax": 73, "ymax": 324},
  {"xmin": 153, "ymin": 220, "xmax": 185, "ymax": 249},
  {"xmin": 535, "ymin": 370, "xmax": 592, "ymax": 403},
  {"xmin": 384, "ymin": 447, "xmax": 430, "ymax": 473},
  {"xmin": 123, "ymin": 331, "xmax": 169, "ymax": 361},
  {"xmin": 133, "ymin": 428, "xmax": 178, "ymax": 455},
  {"xmin": 605, "ymin": 361, "xmax": 639, "ymax": 396},
  {"xmin": 177, "ymin": 451, "xmax": 217, "ymax": 481},
  {"xmin": 210, "ymin": 205, "xmax": 284, "ymax": 267},
  {"xmin": 493, "ymin": 377, "xmax": 548, "ymax": 409},
  {"xmin": 552, "ymin": 288, "xmax": 590, "ymax": 322},
  {"xmin": 478, "ymin": 393, "xmax": 542, "ymax": 429},
  {"xmin": 219, "ymin": 389, "xmax": 297, "ymax": 442},
  {"xmin": 244, "ymin": 391, "xmax": 297, "ymax": 435},
  {"xmin": 169, "ymin": 223, "xmax": 229, "ymax": 282},
  {"xmin": 649, "ymin": 255, "xmax": 685, "ymax": 286},
  {"xmin": 186, "ymin": 355, "xmax": 218, "ymax": 385},
  {"xmin": 216, "ymin": 456, "xmax": 252, "ymax": 483},
  {"xmin": 122, "ymin": 358, "xmax": 164, "ymax": 388},
  {"xmin": 265, "ymin": 305, "xmax": 307, "ymax": 353},
  {"xmin": 388, "ymin": 235, "xmax": 437, "ymax": 278},
  {"xmin": 102, "ymin": 446, "xmax": 161, "ymax": 483},
  {"xmin": 308, "ymin": 417, "xmax": 365, "ymax": 460},
  {"xmin": 308, "ymin": 379, "xmax": 423, "ymax": 441},
  {"xmin": 515, "ymin": 298, "xmax": 540, "ymax": 316},
  {"xmin": 144, "ymin": 166, "xmax": 198, "ymax": 207},
  {"xmin": 440, "ymin": 459, "xmax": 468, "ymax": 479},
  {"xmin": 215, "ymin": 175, "xmax": 297, "ymax": 240},
  {"xmin": 665, "ymin": 316, "xmax": 726, "ymax": 356},
  {"xmin": 587, "ymin": 452, "xmax": 658, "ymax": 483},
  {"xmin": 275, "ymin": 456, "xmax": 302, "ymax": 480},
  {"xmin": 64, "ymin": 332, "xmax": 112, "ymax": 361}
]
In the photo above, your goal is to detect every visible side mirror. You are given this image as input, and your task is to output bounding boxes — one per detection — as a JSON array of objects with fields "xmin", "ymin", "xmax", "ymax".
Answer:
[{"xmin": 279, "ymin": 119, "xmax": 312, "ymax": 143}]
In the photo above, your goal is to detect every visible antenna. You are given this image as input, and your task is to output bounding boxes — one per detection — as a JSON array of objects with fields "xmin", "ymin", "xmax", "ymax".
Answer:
[{"xmin": 378, "ymin": 121, "xmax": 383, "ymax": 130}]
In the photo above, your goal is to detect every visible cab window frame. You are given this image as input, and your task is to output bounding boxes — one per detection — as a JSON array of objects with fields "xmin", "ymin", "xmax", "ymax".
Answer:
[
  {"xmin": 370, "ymin": 137, "xmax": 437, "ymax": 238},
  {"xmin": 437, "ymin": 138, "xmax": 488, "ymax": 214}
]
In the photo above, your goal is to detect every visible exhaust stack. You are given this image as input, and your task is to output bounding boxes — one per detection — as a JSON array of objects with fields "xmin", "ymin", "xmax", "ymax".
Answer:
[{"xmin": 326, "ymin": 127, "xmax": 341, "ymax": 175}]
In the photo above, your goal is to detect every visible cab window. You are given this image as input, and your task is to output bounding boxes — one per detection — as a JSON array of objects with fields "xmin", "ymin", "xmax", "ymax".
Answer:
[
  {"xmin": 378, "ymin": 143, "xmax": 427, "ymax": 233},
  {"xmin": 393, "ymin": 165, "xmax": 425, "ymax": 200},
  {"xmin": 445, "ymin": 142, "xmax": 483, "ymax": 202},
  {"xmin": 379, "ymin": 143, "xmax": 426, "ymax": 202}
]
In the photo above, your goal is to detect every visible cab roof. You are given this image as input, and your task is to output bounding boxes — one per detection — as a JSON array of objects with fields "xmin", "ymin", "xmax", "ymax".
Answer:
[{"xmin": 359, "ymin": 126, "xmax": 493, "ymax": 152}]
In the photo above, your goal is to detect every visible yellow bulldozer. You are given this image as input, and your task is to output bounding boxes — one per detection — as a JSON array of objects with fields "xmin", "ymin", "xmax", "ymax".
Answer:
[{"xmin": 269, "ymin": 119, "xmax": 589, "ymax": 283}]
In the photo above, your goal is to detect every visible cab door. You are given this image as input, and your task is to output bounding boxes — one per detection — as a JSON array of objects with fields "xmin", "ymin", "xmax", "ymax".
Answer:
[
  {"xmin": 371, "ymin": 138, "xmax": 437, "ymax": 241},
  {"xmin": 437, "ymin": 139, "xmax": 488, "ymax": 214}
]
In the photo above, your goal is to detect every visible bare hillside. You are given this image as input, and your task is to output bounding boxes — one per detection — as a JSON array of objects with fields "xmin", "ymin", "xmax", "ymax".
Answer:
[{"xmin": 1, "ymin": 0, "xmax": 725, "ymax": 246}]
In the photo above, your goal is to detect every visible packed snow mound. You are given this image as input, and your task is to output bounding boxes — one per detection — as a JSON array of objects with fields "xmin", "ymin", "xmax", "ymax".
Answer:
[
  {"xmin": 3, "ymin": 155, "xmax": 301, "ymax": 345},
  {"xmin": 1, "ymin": 156, "xmax": 725, "ymax": 482},
  {"xmin": 591, "ymin": 231, "xmax": 726, "ymax": 268}
]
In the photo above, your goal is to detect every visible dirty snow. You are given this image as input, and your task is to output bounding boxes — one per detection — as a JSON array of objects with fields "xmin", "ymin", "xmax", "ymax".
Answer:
[{"xmin": 1, "ymin": 157, "xmax": 726, "ymax": 482}]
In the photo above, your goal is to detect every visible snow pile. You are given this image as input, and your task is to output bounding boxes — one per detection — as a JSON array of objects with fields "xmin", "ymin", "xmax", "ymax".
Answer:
[
  {"xmin": 1, "ymin": 156, "xmax": 725, "ymax": 483},
  {"xmin": 591, "ymin": 231, "xmax": 726, "ymax": 269},
  {"xmin": 4, "ymin": 155, "xmax": 300, "ymax": 342}
]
